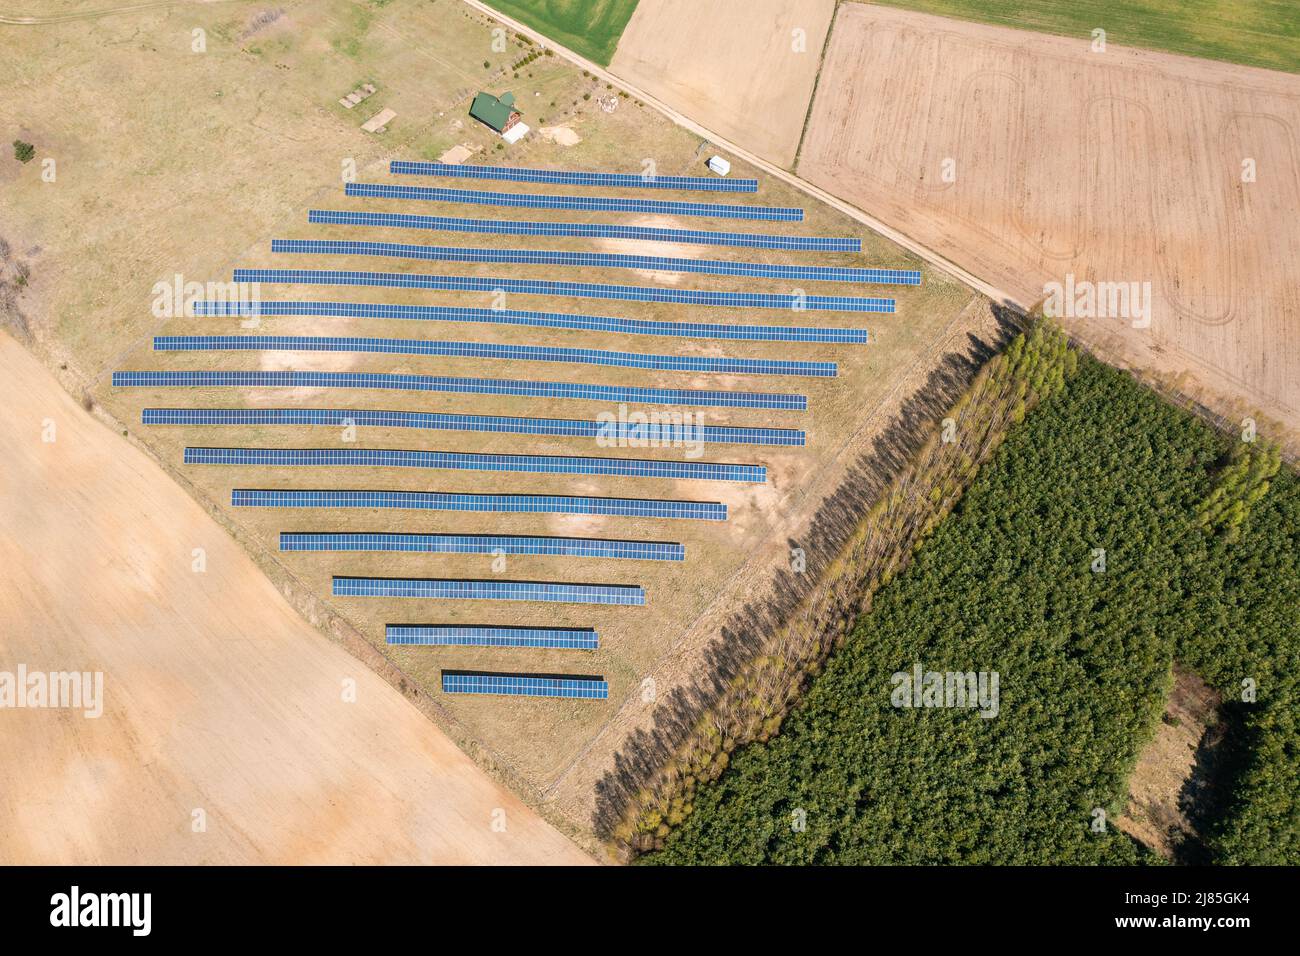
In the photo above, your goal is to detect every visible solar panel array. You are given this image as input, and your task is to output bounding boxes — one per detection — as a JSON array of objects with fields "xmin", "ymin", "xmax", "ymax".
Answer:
[
  {"xmin": 143, "ymin": 408, "xmax": 806, "ymax": 447},
  {"xmin": 114, "ymin": 371, "xmax": 807, "ymax": 410},
  {"xmin": 333, "ymin": 576, "xmax": 646, "ymax": 605},
  {"xmin": 187, "ymin": 446, "xmax": 766, "ymax": 483},
  {"xmin": 123, "ymin": 157, "xmax": 927, "ymax": 701},
  {"xmin": 153, "ymin": 334, "xmax": 837, "ymax": 378},
  {"xmin": 271, "ymin": 238, "xmax": 920, "ymax": 286},
  {"xmin": 442, "ymin": 671, "xmax": 609, "ymax": 699},
  {"xmin": 192, "ymin": 299, "xmax": 870, "ymax": 344},
  {"xmin": 282, "ymin": 532, "xmax": 684, "ymax": 561},
  {"xmin": 388, "ymin": 625, "xmax": 600, "ymax": 650},
  {"xmin": 232, "ymin": 489, "xmax": 727, "ymax": 520},
  {"xmin": 232, "ymin": 268, "xmax": 897, "ymax": 313},
  {"xmin": 308, "ymin": 210, "xmax": 861, "ymax": 252},
  {"xmin": 390, "ymin": 161, "xmax": 760, "ymax": 193},
  {"xmin": 346, "ymin": 182, "xmax": 803, "ymax": 221}
]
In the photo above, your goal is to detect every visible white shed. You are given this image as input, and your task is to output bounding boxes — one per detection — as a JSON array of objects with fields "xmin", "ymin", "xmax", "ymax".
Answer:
[{"xmin": 706, "ymin": 155, "xmax": 731, "ymax": 177}]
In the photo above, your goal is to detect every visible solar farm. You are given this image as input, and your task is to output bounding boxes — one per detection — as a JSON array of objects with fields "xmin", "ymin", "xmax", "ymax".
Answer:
[
  {"xmin": 5, "ymin": 0, "xmax": 1298, "ymax": 879},
  {"xmin": 100, "ymin": 146, "xmax": 980, "ymax": 786},
  {"xmin": 0, "ymin": 0, "xmax": 993, "ymax": 844},
  {"xmin": 101, "ymin": 147, "xmax": 946, "ymax": 764},
  {"xmin": 0, "ymin": 0, "xmax": 1018, "ymax": 862}
]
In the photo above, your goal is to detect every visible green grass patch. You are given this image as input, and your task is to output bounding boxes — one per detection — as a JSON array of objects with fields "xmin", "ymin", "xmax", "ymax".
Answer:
[
  {"xmin": 643, "ymin": 354, "xmax": 1299, "ymax": 864},
  {"xmin": 860, "ymin": 0, "xmax": 1300, "ymax": 74},
  {"xmin": 480, "ymin": 0, "xmax": 640, "ymax": 66}
]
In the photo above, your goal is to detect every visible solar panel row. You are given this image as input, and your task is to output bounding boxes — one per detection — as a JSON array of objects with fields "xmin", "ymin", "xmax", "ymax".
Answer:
[
  {"xmin": 442, "ymin": 671, "xmax": 609, "ymax": 699},
  {"xmin": 186, "ymin": 447, "xmax": 766, "ymax": 483},
  {"xmin": 231, "ymin": 268, "xmax": 897, "ymax": 313},
  {"xmin": 308, "ymin": 210, "xmax": 861, "ymax": 253},
  {"xmin": 387, "ymin": 625, "xmax": 599, "ymax": 650},
  {"xmin": 333, "ymin": 577, "xmax": 645, "ymax": 605},
  {"xmin": 153, "ymin": 334, "xmax": 837, "ymax": 378},
  {"xmin": 113, "ymin": 371, "xmax": 808, "ymax": 410},
  {"xmin": 281, "ymin": 532, "xmax": 684, "ymax": 561},
  {"xmin": 271, "ymin": 238, "xmax": 920, "ymax": 286},
  {"xmin": 232, "ymin": 489, "xmax": 727, "ymax": 520},
  {"xmin": 192, "ymin": 299, "xmax": 869, "ymax": 344},
  {"xmin": 142, "ymin": 408, "xmax": 807, "ymax": 447},
  {"xmin": 345, "ymin": 182, "xmax": 803, "ymax": 222},
  {"xmin": 389, "ymin": 160, "xmax": 760, "ymax": 193}
]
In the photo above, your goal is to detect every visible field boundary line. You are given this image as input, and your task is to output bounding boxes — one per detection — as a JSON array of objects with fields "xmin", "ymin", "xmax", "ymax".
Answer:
[{"xmin": 792, "ymin": 0, "xmax": 841, "ymax": 169}]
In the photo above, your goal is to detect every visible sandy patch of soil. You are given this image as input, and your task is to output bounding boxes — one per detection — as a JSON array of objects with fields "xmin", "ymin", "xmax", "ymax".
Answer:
[
  {"xmin": 439, "ymin": 143, "xmax": 474, "ymax": 164},
  {"xmin": 539, "ymin": 125, "xmax": 582, "ymax": 147}
]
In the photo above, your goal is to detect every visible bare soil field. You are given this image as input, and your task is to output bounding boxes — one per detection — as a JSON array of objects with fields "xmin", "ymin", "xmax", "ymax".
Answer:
[
  {"xmin": 2, "ymin": 0, "xmax": 984, "ymax": 849},
  {"xmin": 0, "ymin": 332, "xmax": 592, "ymax": 865},
  {"xmin": 799, "ymin": 4, "xmax": 1300, "ymax": 445},
  {"xmin": 609, "ymin": 0, "xmax": 836, "ymax": 167}
]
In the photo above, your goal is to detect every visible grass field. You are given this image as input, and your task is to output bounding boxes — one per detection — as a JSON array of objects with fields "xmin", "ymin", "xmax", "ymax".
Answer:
[
  {"xmin": 861, "ymin": 0, "xmax": 1300, "ymax": 73},
  {"xmin": 480, "ymin": 0, "xmax": 641, "ymax": 65}
]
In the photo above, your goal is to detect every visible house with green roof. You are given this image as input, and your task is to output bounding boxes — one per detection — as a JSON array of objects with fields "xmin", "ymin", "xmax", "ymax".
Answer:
[{"xmin": 469, "ymin": 90, "xmax": 522, "ymax": 135}]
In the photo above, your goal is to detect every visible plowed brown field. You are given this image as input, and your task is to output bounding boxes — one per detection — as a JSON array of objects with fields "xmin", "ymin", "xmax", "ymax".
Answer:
[{"xmin": 800, "ymin": 4, "xmax": 1300, "ymax": 436}]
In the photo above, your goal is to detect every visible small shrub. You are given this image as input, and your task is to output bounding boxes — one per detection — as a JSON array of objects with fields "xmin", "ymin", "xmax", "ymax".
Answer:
[{"xmin": 13, "ymin": 140, "xmax": 34, "ymax": 163}]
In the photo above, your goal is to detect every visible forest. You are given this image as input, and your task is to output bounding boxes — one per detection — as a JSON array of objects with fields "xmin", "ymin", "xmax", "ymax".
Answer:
[{"xmin": 643, "ymin": 350, "xmax": 1298, "ymax": 865}]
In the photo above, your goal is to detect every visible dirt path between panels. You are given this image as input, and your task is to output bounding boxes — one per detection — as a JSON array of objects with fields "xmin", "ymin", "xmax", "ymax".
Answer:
[{"xmin": 0, "ymin": 333, "xmax": 593, "ymax": 865}]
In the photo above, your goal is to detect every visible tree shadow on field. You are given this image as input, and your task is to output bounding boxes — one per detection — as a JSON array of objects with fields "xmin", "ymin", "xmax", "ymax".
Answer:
[{"xmin": 592, "ymin": 307, "xmax": 1021, "ymax": 839}]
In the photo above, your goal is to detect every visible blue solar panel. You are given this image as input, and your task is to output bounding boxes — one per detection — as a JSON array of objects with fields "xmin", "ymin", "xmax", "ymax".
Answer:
[
  {"xmin": 193, "ymin": 299, "xmax": 870, "ymax": 344},
  {"xmin": 113, "ymin": 371, "xmax": 807, "ymax": 410},
  {"xmin": 142, "ymin": 408, "xmax": 807, "ymax": 447},
  {"xmin": 442, "ymin": 671, "xmax": 609, "ymax": 699},
  {"xmin": 232, "ymin": 268, "xmax": 895, "ymax": 313},
  {"xmin": 388, "ymin": 625, "xmax": 599, "ymax": 650},
  {"xmin": 185, "ymin": 446, "xmax": 766, "ymax": 483},
  {"xmin": 309, "ymin": 210, "xmax": 861, "ymax": 253},
  {"xmin": 271, "ymin": 238, "xmax": 919, "ymax": 286},
  {"xmin": 390, "ymin": 161, "xmax": 759, "ymax": 193},
  {"xmin": 346, "ymin": 182, "xmax": 803, "ymax": 222},
  {"xmin": 282, "ymin": 532, "xmax": 684, "ymax": 561},
  {"xmin": 231, "ymin": 489, "xmax": 726, "ymax": 521},
  {"xmin": 153, "ymin": 335, "xmax": 837, "ymax": 378},
  {"xmin": 334, "ymin": 577, "xmax": 645, "ymax": 605}
]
